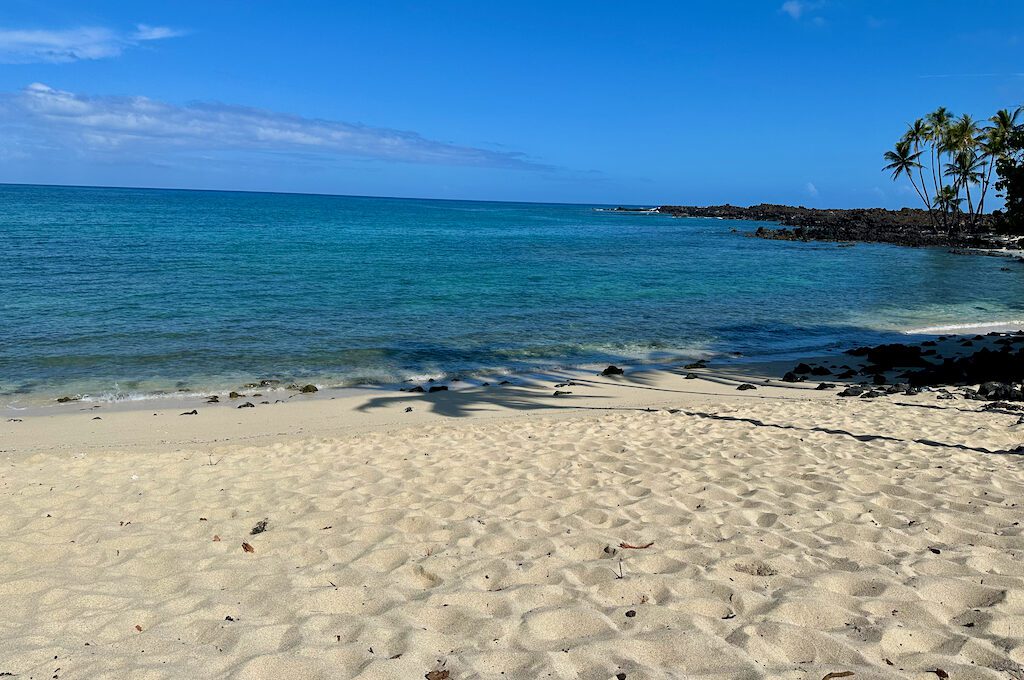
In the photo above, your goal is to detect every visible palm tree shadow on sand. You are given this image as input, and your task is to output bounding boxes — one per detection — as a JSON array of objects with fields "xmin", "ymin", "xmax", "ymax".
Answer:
[{"xmin": 354, "ymin": 378, "xmax": 638, "ymax": 419}]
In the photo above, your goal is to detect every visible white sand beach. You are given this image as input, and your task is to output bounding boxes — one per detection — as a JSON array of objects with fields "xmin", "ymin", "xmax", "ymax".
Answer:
[{"xmin": 3, "ymin": 349, "xmax": 1024, "ymax": 679}]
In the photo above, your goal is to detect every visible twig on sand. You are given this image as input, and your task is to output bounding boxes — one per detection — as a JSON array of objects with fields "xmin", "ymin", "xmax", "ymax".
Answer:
[
  {"xmin": 619, "ymin": 541, "xmax": 654, "ymax": 550},
  {"xmin": 614, "ymin": 558, "xmax": 624, "ymax": 579}
]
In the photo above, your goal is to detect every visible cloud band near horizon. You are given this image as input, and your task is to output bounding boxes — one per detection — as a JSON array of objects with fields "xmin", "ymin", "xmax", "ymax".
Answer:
[{"xmin": 0, "ymin": 83, "xmax": 549, "ymax": 170}]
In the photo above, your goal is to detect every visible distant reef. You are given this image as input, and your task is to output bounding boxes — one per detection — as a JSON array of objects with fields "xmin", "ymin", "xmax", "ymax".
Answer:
[{"xmin": 607, "ymin": 204, "xmax": 1018, "ymax": 250}]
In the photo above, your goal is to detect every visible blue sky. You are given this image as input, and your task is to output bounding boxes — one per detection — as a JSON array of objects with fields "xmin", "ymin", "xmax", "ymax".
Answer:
[{"xmin": 0, "ymin": 1, "xmax": 1021, "ymax": 206}]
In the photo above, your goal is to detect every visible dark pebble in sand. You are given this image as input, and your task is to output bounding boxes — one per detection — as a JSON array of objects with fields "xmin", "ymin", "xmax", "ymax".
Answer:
[
  {"xmin": 405, "ymin": 385, "xmax": 425, "ymax": 393},
  {"xmin": 7, "ymin": 418, "xmax": 22, "ymax": 422},
  {"xmin": 684, "ymin": 373, "xmax": 698, "ymax": 379},
  {"xmin": 56, "ymin": 396, "xmax": 78, "ymax": 403},
  {"xmin": 428, "ymin": 385, "xmax": 448, "ymax": 393},
  {"xmin": 92, "ymin": 416, "xmax": 102, "ymax": 420},
  {"xmin": 225, "ymin": 616, "xmax": 235, "ymax": 622},
  {"xmin": 553, "ymin": 390, "xmax": 572, "ymax": 396},
  {"xmin": 250, "ymin": 519, "xmax": 268, "ymax": 535},
  {"xmin": 601, "ymin": 365, "xmax": 624, "ymax": 376},
  {"xmin": 736, "ymin": 384, "xmax": 757, "ymax": 391},
  {"xmin": 229, "ymin": 392, "xmax": 243, "ymax": 399},
  {"xmin": 617, "ymin": 674, "xmax": 627, "ymax": 680},
  {"xmin": 404, "ymin": 407, "xmax": 413, "ymax": 412},
  {"xmin": 238, "ymin": 402, "xmax": 255, "ymax": 408},
  {"xmin": 816, "ymin": 383, "xmax": 836, "ymax": 390},
  {"xmin": 180, "ymin": 410, "xmax": 198, "ymax": 416},
  {"xmin": 499, "ymin": 380, "xmax": 511, "ymax": 385},
  {"xmin": 782, "ymin": 371, "xmax": 805, "ymax": 383},
  {"xmin": 300, "ymin": 384, "xmax": 318, "ymax": 393},
  {"xmin": 625, "ymin": 610, "xmax": 636, "ymax": 618}
]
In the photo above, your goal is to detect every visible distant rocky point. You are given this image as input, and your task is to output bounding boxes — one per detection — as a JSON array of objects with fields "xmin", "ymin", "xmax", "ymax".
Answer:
[{"xmin": 606, "ymin": 203, "xmax": 1020, "ymax": 250}]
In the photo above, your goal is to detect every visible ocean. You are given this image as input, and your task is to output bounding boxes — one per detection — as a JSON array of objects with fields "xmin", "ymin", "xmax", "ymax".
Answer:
[{"xmin": 2, "ymin": 183, "xmax": 1023, "ymax": 407}]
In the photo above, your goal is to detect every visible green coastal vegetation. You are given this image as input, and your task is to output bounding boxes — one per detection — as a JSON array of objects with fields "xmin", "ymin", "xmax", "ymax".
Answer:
[{"xmin": 883, "ymin": 106, "xmax": 1024, "ymax": 235}]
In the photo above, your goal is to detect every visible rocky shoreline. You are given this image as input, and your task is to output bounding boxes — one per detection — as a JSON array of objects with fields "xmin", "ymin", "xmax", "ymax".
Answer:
[
  {"xmin": 609, "ymin": 204, "xmax": 1022, "ymax": 251},
  {"xmin": 772, "ymin": 331, "xmax": 1024, "ymax": 405}
]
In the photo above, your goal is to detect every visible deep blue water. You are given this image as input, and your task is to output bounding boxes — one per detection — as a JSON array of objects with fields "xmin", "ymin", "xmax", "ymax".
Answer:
[{"xmin": 2, "ymin": 184, "xmax": 1023, "ymax": 405}]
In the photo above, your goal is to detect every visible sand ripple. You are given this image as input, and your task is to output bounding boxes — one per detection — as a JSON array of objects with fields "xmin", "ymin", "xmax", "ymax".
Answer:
[{"xmin": 2, "ymin": 398, "xmax": 1024, "ymax": 678}]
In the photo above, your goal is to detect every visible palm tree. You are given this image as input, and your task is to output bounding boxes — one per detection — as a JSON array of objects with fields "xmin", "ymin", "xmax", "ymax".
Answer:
[
  {"xmin": 933, "ymin": 185, "xmax": 962, "ymax": 216},
  {"xmin": 902, "ymin": 118, "xmax": 936, "ymax": 227},
  {"xmin": 945, "ymin": 150, "xmax": 984, "ymax": 226},
  {"xmin": 925, "ymin": 107, "xmax": 953, "ymax": 227},
  {"xmin": 945, "ymin": 114, "xmax": 981, "ymax": 155},
  {"xmin": 936, "ymin": 114, "xmax": 983, "ymax": 228},
  {"xmin": 977, "ymin": 107, "xmax": 1022, "ymax": 216},
  {"xmin": 883, "ymin": 139, "xmax": 929, "ymax": 218}
]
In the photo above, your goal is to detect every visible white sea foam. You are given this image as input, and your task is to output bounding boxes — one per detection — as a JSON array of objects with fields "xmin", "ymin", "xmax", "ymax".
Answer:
[{"xmin": 903, "ymin": 320, "xmax": 1024, "ymax": 335}]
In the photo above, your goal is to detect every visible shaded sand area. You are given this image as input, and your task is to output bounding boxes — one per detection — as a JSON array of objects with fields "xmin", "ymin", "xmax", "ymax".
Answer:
[{"xmin": 3, "ymin": 357, "xmax": 1024, "ymax": 678}]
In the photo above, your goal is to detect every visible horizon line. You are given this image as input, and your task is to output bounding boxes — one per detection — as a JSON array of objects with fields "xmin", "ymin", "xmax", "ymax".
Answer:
[{"xmin": 0, "ymin": 181, "xmax": 652, "ymax": 209}]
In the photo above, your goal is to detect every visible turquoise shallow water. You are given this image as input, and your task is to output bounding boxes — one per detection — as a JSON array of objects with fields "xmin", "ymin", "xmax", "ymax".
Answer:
[{"xmin": 2, "ymin": 184, "xmax": 1024, "ymax": 405}]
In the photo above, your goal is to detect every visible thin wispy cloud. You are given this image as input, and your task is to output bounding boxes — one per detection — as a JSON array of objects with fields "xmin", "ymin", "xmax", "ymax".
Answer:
[
  {"xmin": 0, "ymin": 24, "xmax": 183, "ymax": 64},
  {"xmin": 0, "ymin": 83, "xmax": 549, "ymax": 170},
  {"xmin": 780, "ymin": 1, "xmax": 806, "ymax": 19},
  {"xmin": 780, "ymin": 1, "xmax": 825, "ymax": 24}
]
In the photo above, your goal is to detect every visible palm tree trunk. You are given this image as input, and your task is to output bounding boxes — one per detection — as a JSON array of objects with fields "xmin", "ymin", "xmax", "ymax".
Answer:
[
  {"xmin": 916, "ymin": 154, "xmax": 937, "ymax": 229},
  {"xmin": 964, "ymin": 180, "xmax": 975, "ymax": 229},
  {"xmin": 907, "ymin": 175, "xmax": 930, "ymax": 219},
  {"xmin": 930, "ymin": 144, "xmax": 947, "ymax": 232},
  {"xmin": 977, "ymin": 156, "xmax": 996, "ymax": 218}
]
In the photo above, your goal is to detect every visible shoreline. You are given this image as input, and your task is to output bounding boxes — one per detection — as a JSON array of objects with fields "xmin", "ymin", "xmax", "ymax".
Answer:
[
  {"xmin": 6, "ymin": 324, "xmax": 1024, "ymax": 455},
  {"xmin": 8, "ymin": 318, "xmax": 1024, "ymax": 417}
]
